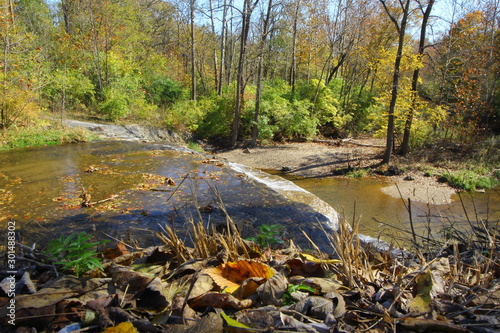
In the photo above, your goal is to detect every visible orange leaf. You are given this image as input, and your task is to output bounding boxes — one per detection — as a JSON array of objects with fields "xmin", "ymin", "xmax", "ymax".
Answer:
[{"xmin": 205, "ymin": 260, "xmax": 275, "ymax": 293}]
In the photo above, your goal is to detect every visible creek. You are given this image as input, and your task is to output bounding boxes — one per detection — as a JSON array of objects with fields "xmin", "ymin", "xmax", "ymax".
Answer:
[
  {"xmin": 0, "ymin": 141, "xmax": 338, "ymax": 252},
  {"xmin": 1, "ymin": 138, "xmax": 497, "ymax": 252},
  {"xmin": 271, "ymin": 172, "xmax": 500, "ymax": 246}
]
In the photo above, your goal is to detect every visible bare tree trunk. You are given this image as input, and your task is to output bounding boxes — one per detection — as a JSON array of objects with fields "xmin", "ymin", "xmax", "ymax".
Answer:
[
  {"xmin": 217, "ymin": 0, "xmax": 229, "ymax": 95},
  {"xmin": 400, "ymin": 0, "xmax": 434, "ymax": 156},
  {"xmin": 289, "ymin": 0, "xmax": 300, "ymax": 98},
  {"xmin": 1, "ymin": 3, "xmax": 10, "ymax": 129},
  {"xmin": 379, "ymin": 0, "xmax": 411, "ymax": 164},
  {"xmin": 190, "ymin": 0, "xmax": 197, "ymax": 101},
  {"xmin": 251, "ymin": 0, "xmax": 274, "ymax": 146},
  {"xmin": 231, "ymin": 0, "xmax": 259, "ymax": 147},
  {"xmin": 208, "ymin": 0, "xmax": 219, "ymax": 94}
]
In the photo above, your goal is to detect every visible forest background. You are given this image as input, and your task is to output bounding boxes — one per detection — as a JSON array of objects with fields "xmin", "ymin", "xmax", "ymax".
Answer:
[{"xmin": 0, "ymin": 0, "xmax": 499, "ymax": 166}]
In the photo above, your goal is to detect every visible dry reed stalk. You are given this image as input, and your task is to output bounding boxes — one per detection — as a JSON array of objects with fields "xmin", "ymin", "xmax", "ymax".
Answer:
[
  {"xmin": 156, "ymin": 224, "xmax": 189, "ymax": 263},
  {"xmin": 208, "ymin": 183, "xmax": 250, "ymax": 259}
]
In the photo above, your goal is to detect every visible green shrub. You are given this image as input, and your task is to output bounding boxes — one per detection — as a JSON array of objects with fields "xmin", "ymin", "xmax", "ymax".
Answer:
[
  {"xmin": 99, "ymin": 88, "xmax": 130, "ymax": 121},
  {"xmin": 144, "ymin": 78, "xmax": 185, "ymax": 106},
  {"xmin": 346, "ymin": 168, "xmax": 371, "ymax": 179},
  {"xmin": 44, "ymin": 232, "xmax": 109, "ymax": 277},
  {"xmin": 438, "ymin": 169, "xmax": 499, "ymax": 191}
]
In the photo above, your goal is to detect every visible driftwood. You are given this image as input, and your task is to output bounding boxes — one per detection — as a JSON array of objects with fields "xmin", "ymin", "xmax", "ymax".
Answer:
[{"xmin": 313, "ymin": 138, "xmax": 385, "ymax": 148}]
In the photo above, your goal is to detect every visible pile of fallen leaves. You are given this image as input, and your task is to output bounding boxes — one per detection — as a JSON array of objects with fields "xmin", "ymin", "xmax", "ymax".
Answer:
[{"xmin": 1, "ymin": 217, "xmax": 499, "ymax": 333}]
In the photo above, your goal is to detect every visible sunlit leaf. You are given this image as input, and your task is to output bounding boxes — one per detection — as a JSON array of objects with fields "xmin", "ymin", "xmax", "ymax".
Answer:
[
  {"xmin": 300, "ymin": 253, "xmax": 341, "ymax": 264},
  {"xmin": 205, "ymin": 260, "xmax": 276, "ymax": 293},
  {"xmin": 221, "ymin": 311, "xmax": 254, "ymax": 333}
]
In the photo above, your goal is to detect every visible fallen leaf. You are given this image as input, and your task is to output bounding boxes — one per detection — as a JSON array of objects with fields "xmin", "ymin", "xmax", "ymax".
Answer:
[
  {"xmin": 205, "ymin": 260, "xmax": 275, "ymax": 293},
  {"xmin": 221, "ymin": 311, "xmax": 253, "ymax": 333},
  {"xmin": 184, "ymin": 312, "xmax": 224, "ymax": 333},
  {"xmin": 188, "ymin": 274, "xmax": 215, "ymax": 300},
  {"xmin": 399, "ymin": 317, "xmax": 468, "ymax": 333},
  {"xmin": 257, "ymin": 273, "xmax": 288, "ymax": 306},
  {"xmin": 292, "ymin": 296, "xmax": 334, "ymax": 320},
  {"xmin": 189, "ymin": 292, "xmax": 253, "ymax": 309},
  {"xmin": 102, "ymin": 243, "xmax": 130, "ymax": 260},
  {"xmin": 300, "ymin": 253, "xmax": 342, "ymax": 264},
  {"xmin": 287, "ymin": 258, "xmax": 325, "ymax": 277},
  {"xmin": 407, "ymin": 270, "xmax": 433, "ymax": 314}
]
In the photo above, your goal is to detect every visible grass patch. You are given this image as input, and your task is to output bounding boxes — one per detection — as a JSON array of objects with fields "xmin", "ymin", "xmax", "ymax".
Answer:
[
  {"xmin": 345, "ymin": 168, "xmax": 371, "ymax": 179},
  {"xmin": 187, "ymin": 141, "xmax": 205, "ymax": 152},
  {"xmin": 438, "ymin": 169, "xmax": 499, "ymax": 191},
  {"xmin": 0, "ymin": 125, "xmax": 96, "ymax": 150}
]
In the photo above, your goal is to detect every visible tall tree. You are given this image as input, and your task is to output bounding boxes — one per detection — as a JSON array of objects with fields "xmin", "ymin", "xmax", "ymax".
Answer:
[
  {"xmin": 400, "ymin": 0, "xmax": 435, "ymax": 156},
  {"xmin": 251, "ymin": 0, "xmax": 274, "ymax": 146},
  {"xmin": 189, "ymin": 0, "xmax": 196, "ymax": 100},
  {"xmin": 231, "ymin": 0, "xmax": 260, "ymax": 146},
  {"xmin": 378, "ymin": 0, "xmax": 412, "ymax": 164}
]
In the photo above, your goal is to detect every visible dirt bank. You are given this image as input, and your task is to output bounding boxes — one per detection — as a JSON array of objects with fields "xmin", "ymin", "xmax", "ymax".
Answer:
[{"xmin": 215, "ymin": 139, "xmax": 457, "ymax": 204}]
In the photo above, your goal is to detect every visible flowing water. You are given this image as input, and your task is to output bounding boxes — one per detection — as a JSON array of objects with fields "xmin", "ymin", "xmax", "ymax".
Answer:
[
  {"xmin": 1, "ymin": 140, "xmax": 497, "ymax": 251},
  {"xmin": 271, "ymin": 172, "xmax": 500, "ymax": 245},
  {"xmin": 0, "ymin": 141, "xmax": 337, "ymax": 252}
]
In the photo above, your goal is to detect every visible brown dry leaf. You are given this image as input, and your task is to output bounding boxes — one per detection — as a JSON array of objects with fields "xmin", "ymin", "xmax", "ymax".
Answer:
[
  {"xmin": 185, "ymin": 312, "xmax": 224, "ymax": 333},
  {"xmin": 300, "ymin": 277, "xmax": 342, "ymax": 293},
  {"xmin": 188, "ymin": 274, "xmax": 215, "ymax": 300},
  {"xmin": 135, "ymin": 277, "xmax": 170, "ymax": 311},
  {"xmin": 324, "ymin": 291, "xmax": 347, "ymax": 318},
  {"xmin": 102, "ymin": 243, "xmax": 130, "ymax": 260},
  {"xmin": 109, "ymin": 264, "xmax": 155, "ymax": 293},
  {"xmin": 189, "ymin": 292, "xmax": 253, "ymax": 309},
  {"xmin": 169, "ymin": 295, "xmax": 200, "ymax": 324},
  {"xmin": 279, "ymin": 312, "xmax": 318, "ymax": 332},
  {"xmin": 292, "ymin": 296, "xmax": 334, "ymax": 320},
  {"xmin": 399, "ymin": 317, "xmax": 468, "ymax": 333},
  {"xmin": 287, "ymin": 258, "xmax": 325, "ymax": 277},
  {"xmin": 205, "ymin": 260, "xmax": 275, "ymax": 293},
  {"xmin": 257, "ymin": 273, "xmax": 288, "ymax": 306}
]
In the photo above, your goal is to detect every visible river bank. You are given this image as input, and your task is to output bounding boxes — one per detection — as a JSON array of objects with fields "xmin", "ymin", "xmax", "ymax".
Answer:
[{"xmin": 215, "ymin": 140, "xmax": 459, "ymax": 204}]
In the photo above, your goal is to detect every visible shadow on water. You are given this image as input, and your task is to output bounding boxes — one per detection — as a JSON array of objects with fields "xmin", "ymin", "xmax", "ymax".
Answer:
[
  {"xmin": 0, "ymin": 141, "xmax": 335, "ymax": 252},
  {"xmin": 270, "ymin": 171, "xmax": 500, "ymax": 246}
]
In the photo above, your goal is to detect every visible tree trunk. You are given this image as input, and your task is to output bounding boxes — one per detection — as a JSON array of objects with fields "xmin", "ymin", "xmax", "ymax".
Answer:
[
  {"xmin": 231, "ymin": 0, "xmax": 259, "ymax": 147},
  {"xmin": 251, "ymin": 0, "xmax": 274, "ymax": 146},
  {"xmin": 400, "ymin": 0, "xmax": 434, "ymax": 156},
  {"xmin": 190, "ymin": 0, "xmax": 197, "ymax": 101},
  {"xmin": 379, "ymin": 0, "xmax": 411, "ymax": 164},
  {"xmin": 289, "ymin": 0, "xmax": 300, "ymax": 99}
]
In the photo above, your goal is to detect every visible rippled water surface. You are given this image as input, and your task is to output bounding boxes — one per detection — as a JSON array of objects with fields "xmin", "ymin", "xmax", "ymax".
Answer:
[{"xmin": 0, "ymin": 141, "xmax": 335, "ymax": 251}]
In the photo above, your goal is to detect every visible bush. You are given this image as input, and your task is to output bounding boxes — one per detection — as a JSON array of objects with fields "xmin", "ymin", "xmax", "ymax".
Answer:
[
  {"xmin": 144, "ymin": 78, "xmax": 185, "ymax": 106},
  {"xmin": 438, "ymin": 169, "xmax": 499, "ymax": 191},
  {"xmin": 99, "ymin": 88, "xmax": 130, "ymax": 121}
]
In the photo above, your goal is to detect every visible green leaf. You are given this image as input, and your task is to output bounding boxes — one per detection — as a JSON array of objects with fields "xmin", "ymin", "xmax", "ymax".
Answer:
[{"xmin": 221, "ymin": 311, "xmax": 253, "ymax": 332}]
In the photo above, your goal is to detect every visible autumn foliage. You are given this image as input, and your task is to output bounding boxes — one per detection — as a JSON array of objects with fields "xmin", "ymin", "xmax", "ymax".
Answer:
[{"xmin": 0, "ymin": 0, "xmax": 498, "ymax": 153}]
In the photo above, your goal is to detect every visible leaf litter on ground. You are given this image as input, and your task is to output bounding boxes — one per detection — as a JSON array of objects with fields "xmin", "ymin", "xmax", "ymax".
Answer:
[{"xmin": 0, "ymin": 214, "xmax": 499, "ymax": 333}]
